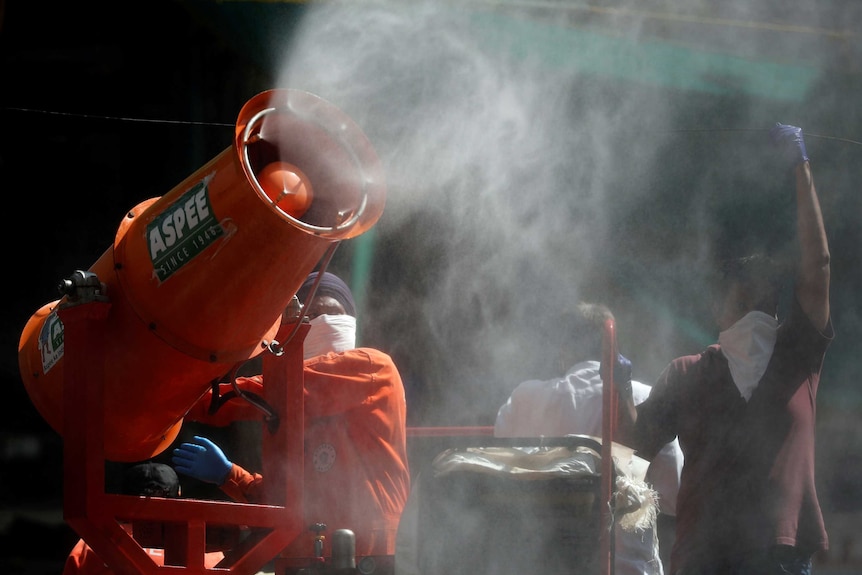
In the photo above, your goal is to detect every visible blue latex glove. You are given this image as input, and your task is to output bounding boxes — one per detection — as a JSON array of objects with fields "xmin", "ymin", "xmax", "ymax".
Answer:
[
  {"xmin": 171, "ymin": 435, "xmax": 232, "ymax": 485},
  {"xmin": 769, "ymin": 122, "xmax": 808, "ymax": 167}
]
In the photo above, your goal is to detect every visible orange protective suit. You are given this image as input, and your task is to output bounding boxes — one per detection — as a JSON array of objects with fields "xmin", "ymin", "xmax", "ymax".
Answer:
[{"xmin": 186, "ymin": 347, "xmax": 411, "ymax": 560}]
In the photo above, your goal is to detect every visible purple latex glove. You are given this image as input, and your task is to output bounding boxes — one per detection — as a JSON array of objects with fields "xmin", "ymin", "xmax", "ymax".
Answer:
[
  {"xmin": 172, "ymin": 435, "xmax": 232, "ymax": 485},
  {"xmin": 615, "ymin": 353, "xmax": 633, "ymax": 391},
  {"xmin": 770, "ymin": 122, "xmax": 809, "ymax": 167},
  {"xmin": 602, "ymin": 353, "xmax": 633, "ymax": 394}
]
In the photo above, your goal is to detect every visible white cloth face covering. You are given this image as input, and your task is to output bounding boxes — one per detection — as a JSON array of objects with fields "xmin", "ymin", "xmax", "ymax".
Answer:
[
  {"xmin": 303, "ymin": 314, "xmax": 357, "ymax": 360},
  {"xmin": 718, "ymin": 310, "xmax": 778, "ymax": 401}
]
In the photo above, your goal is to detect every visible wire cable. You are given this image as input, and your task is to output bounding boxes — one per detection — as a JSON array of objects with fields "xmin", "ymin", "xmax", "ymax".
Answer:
[{"xmin": 3, "ymin": 106, "xmax": 233, "ymax": 128}]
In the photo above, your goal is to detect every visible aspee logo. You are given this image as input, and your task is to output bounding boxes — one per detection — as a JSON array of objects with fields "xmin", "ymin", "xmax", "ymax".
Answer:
[{"xmin": 147, "ymin": 179, "xmax": 224, "ymax": 281}]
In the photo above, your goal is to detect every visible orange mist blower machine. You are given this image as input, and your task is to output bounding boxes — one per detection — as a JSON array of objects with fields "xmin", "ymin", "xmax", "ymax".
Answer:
[{"xmin": 17, "ymin": 89, "xmax": 385, "ymax": 574}]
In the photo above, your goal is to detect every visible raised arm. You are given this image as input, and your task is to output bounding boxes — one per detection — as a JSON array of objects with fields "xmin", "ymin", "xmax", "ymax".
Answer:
[{"xmin": 771, "ymin": 123, "xmax": 831, "ymax": 331}]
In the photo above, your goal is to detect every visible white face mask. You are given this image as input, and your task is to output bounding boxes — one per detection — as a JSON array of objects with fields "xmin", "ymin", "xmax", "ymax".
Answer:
[
  {"xmin": 303, "ymin": 314, "xmax": 357, "ymax": 360},
  {"xmin": 718, "ymin": 311, "xmax": 778, "ymax": 401}
]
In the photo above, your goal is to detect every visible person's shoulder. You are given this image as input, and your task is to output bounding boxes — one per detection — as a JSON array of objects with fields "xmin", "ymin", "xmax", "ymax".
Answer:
[
  {"xmin": 309, "ymin": 347, "xmax": 398, "ymax": 371},
  {"xmin": 511, "ymin": 377, "xmax": 557, "ymax": 394},
  {"xmin": 660, "ymin": 345, "xmax": 721, "ymax": 382},
  {"xmin": 672, "ymin": 344, "xmax": 719, "ymax": 366},
  {"xmin": 353, "ymin": 346, "xmax": 392, "ymax": 356},
  {"xmin": 351, "ymin": 347, "xmax": 396, "ymax": 363}
]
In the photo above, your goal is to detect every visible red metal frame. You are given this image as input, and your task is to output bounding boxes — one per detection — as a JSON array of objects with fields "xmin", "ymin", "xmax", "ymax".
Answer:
[
  {"xmin": 59, "ymin": 299, "xmax": 310, "ymax": 575},
  {"xmin": 600, "ymin": 317, "xmax": 618, "ymax": 575},
  {"xmin": 405, "ymin": 316, "xmax": 618, "ymax": 575}
]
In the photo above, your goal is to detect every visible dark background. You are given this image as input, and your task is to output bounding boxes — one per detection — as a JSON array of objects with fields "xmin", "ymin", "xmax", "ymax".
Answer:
[
  {"xmin": 2, "ymin": 1, "xmax": 861, "ymax": 573},
  {"xmin": 0, "ymin": 1, "xmax": 276, "ymax": 571}
]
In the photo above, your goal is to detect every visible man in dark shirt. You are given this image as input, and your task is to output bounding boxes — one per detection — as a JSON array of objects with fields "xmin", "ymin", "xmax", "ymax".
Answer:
[{"xmin": 617, "ymin": 124, "xmax": 832, "ymax": 575}]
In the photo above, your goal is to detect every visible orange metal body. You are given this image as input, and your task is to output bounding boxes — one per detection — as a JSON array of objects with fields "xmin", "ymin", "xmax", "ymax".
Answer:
[{"xmin": 18, "ymin": 89, "xmax": 385, "ymax": 462}]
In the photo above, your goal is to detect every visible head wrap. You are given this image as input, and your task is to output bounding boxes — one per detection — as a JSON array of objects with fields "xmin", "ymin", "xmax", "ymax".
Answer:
[
  {"xmin": 122, "ymin": 462, "xmax": 180, "ymax": 497},
  {"xmin": 296, "ymin": 271, "xmax": 356, "ymax": 317}
]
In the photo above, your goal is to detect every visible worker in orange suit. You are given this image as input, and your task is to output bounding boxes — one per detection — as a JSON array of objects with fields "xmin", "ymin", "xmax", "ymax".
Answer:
[
  {"xmin": 63, "ymin": 462, "xmax": 224, "ymax": 574},
  {"xmin": 172, "ymin": 271, "xmax": 411, "ymax": 568}
]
